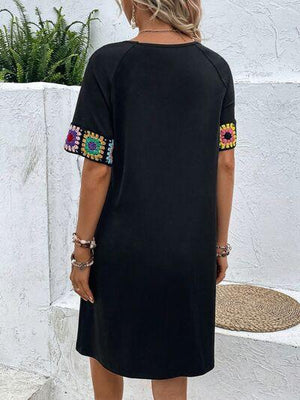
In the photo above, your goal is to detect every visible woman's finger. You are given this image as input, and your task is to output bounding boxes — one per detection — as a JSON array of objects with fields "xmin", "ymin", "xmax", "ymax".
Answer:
[
  {"xmin": 78, "ymin": 278, "xmax": 93, "ymax": 302},
  {"xmin": 74, "ymin": 280, "xmax": 89, "ymax": 301},
  {"xmin": 81, "ymin": 281, "xmax": 94, "ymax": 303},
  {"xmin": 216, "ymin": 272, "xmax": 226, "ymax": 284},
  {"xmin": 216, "ymin": 259, "xmax": 227, "ymax": 284}
]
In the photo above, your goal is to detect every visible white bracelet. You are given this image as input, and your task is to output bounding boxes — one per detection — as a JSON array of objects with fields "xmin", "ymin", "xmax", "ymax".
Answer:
[
  {"xmin": 71, "ymin": 252, "xmax": 94, "ymax": 270},
  {"xmin": 216, "ymin": 242, "xmax": 232, "ymax": 257},
  {"xmin": 72, "ymin": 232, "xmax": 96, "ymax": 249}
]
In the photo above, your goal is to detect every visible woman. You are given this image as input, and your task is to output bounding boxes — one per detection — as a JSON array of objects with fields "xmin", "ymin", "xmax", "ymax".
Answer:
[{"xmin": 64, "ymin": 0, "xmax": 236, "ymax": 399}]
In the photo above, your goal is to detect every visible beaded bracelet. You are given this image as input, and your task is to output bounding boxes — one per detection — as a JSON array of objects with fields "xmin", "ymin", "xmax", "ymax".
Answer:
[
  {"xmin": 72, "ymin": 232, "xmax": 96, "ymax": 249},
  {"xmin": 71, "ymin": 252, "xmax": 94, "ymax": 270},
  {"xmin": 216, "ymin": 243, "xmax": 232, "ymax": 257}
]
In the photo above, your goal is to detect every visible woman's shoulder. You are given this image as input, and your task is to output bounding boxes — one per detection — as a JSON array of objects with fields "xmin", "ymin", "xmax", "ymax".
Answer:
[
  {"xmin": 196, "ymin": 42, "xmax": 231, "ymax": 67},
  {"xmin": 86, "ymin": 41, "xmax": 135, "ymax": 80},
  {"xmin": 89, "ymin": 41, "xmax": 135, "ymax": 65},
  {"xmin": 196, "ymin": 42, "xmax": 233, "ymax": 87}
]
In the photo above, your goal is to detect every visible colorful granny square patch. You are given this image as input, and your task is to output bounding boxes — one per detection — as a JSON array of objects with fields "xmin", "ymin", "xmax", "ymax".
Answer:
[
  {"xmin": 64, "ymin": 125, "xmax": 82, "ymax": 153},
  {"xmin": 219, "ymin": 122, "xmax": 237, "ymax": 151},
  {"xmin": 64, "ymin": 124, "xmax": 114, "ymax": 165},
  {"xmin": 82, "ymin": 131, "xmax": 106, "ymax": 162}
]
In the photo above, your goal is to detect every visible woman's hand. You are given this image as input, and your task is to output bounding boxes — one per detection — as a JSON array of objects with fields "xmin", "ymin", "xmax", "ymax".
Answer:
[
  {"xmin": 216, "ymin": 256, "xmax": 228, "ymax": 284},
  {"xmin": 69, "ymin": 247, "xmax": 94, "ymax": 303}
]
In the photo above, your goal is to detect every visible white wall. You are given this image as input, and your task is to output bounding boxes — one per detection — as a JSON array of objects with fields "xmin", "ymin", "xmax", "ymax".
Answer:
[
  {"xmin": 45, "ymin": 85, "xmax": 81, "ymax": 303},
  {"xmin": 0, "ymin": 83, "xmax": 51, "ymax": 375},
  {"xmin": 232, "ymin": 82, "xmax": 300, "ymax": 289},
  {"xmin": 0, "ymin": 82, "xmax": 83, "ymax": 374}
]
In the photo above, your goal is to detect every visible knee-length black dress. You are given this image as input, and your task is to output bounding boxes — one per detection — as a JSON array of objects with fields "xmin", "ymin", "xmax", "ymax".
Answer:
[{"xmin": 64, "ymin": 40, "xmax": 237, "ymax": 379}]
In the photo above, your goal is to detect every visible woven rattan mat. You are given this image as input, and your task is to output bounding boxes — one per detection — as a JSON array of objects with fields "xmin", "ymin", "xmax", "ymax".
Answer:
[{"xmin": 216, "ymin": 284, "xmax": 300, "ymax": 332}]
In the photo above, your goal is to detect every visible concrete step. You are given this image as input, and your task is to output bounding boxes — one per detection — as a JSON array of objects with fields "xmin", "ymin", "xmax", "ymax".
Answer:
[
  {"xmin": 0, "ymin": 364, "xmax": 52, "ymax": 400},
  {"xmin": 50, "ymin": 284, "xmax": 300, "ymax": 400},
  {"xmin": 191, "ymin": 283, "xmax": 300, "ymax": 400}
]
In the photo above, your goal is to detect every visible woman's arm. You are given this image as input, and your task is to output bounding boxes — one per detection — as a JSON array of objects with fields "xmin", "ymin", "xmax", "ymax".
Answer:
[
  {"xmin": 69, "ymin": 159, "xmax": 112, "ymax": 303},
  {"xmin": 216, "ymin": 149, "xmax": 235, "ymax": 284}
]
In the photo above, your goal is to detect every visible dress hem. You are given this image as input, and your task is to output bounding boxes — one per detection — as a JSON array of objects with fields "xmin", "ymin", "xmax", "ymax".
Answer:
[{"xmin": 76, "ymin": 346, "xmax": 215, "ymax": 380}]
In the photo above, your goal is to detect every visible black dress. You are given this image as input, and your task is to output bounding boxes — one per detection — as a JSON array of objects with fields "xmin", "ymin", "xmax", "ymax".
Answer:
[{"xmin": 64, "ymin": 40, "xmax": 237, "ymax": 380}]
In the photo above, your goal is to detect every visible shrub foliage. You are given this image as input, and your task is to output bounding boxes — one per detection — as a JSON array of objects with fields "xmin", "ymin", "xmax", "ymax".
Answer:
[{"xmin": 0, "ymin": 0, "xmax": 99, "ymax": 85}]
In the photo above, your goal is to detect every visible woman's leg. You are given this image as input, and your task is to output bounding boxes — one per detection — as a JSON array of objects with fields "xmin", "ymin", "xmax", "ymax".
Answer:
[
  {"xmin": 89, "ymin": 357, "xmax": 124, "ymax": 400},
  {"xmin": 151, "ymin": 377, "xmax": 187, "ymax": 400}
]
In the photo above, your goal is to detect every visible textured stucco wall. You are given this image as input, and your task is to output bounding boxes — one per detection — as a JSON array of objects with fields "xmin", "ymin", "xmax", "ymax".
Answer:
[
  {"xmin": 0, "ymin": 365, "xmax": 52, "ymax": 400},
  {"xmin": 0, "ymin": 84, "xmax": 51, "ymax": 375},
  {"xmin": 44, "ymin": 85, "xmax": 81, "ymax": 303},
  {"xmin": 231, "ymin": 82, "xmax": 300, "ymax": 290}
]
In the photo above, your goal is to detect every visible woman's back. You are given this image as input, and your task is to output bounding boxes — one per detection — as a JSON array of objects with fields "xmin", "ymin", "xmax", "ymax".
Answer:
[
  {"xmin": 64, "ymin": 39, "xmax": 237, "ymax": 379},
  {"xmin": 66, "ymin": 39, "xmax": 236, "ymax": 241}
]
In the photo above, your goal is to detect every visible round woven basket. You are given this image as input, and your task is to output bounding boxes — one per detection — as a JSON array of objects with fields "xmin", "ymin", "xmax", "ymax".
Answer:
[{"xmin": 215, "ymin": 284, "xmax": 300, "ymax": 332}]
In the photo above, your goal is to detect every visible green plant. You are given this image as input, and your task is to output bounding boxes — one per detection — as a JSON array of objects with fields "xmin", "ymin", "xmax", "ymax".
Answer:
[{"xmin": 0, "ymin": 0, "xmax": 99, "ymax": 85}]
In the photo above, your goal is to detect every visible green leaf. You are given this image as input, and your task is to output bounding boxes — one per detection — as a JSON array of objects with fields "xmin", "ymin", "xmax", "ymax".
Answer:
[
  {"xmin": 16, "ymin": 62, "xmax": 24, "ymax": 82},
  {"xmin": 0, "ymin": 0, "xmax": 99, "ymax": 84}
]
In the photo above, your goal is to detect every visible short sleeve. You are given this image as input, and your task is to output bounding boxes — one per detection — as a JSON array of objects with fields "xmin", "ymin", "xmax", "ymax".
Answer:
[
  {"xmin": 219, "ymin": 66, "xmax": 237, "ymax": 151},
  {"xmin": 63, "ymin": 53, "xmax": 114, "ymax": 165}
]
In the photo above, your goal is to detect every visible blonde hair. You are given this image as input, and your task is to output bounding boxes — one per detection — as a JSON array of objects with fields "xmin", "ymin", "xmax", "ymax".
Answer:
[{"xmin": 116, "ymin": 0, "xmax": 202, "ymax": 42}]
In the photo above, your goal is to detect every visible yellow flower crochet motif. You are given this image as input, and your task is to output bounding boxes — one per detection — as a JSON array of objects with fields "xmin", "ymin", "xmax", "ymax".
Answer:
[{"xmin": 219, "ymin": 122, "xmax": 237, "ymax": 151}]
